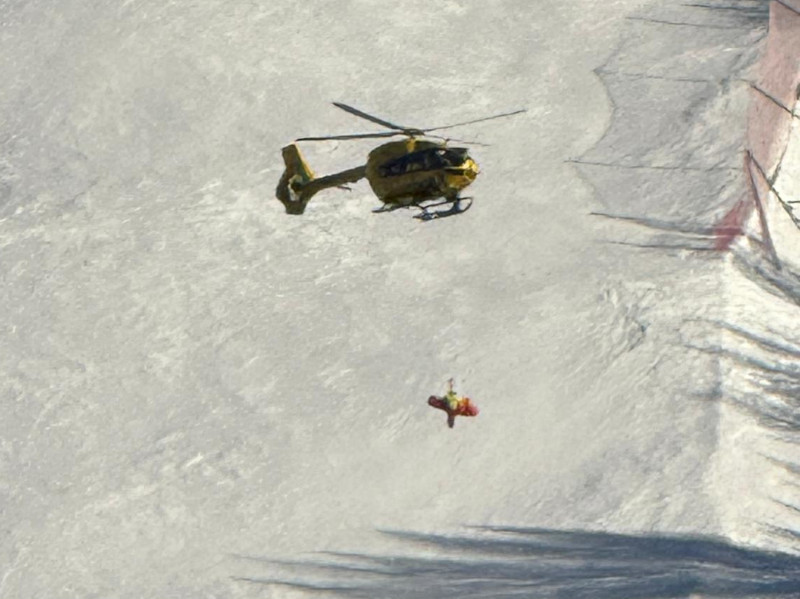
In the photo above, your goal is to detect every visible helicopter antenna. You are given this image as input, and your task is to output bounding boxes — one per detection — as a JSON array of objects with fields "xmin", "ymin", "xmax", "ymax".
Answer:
[{"xmin": 425, "ymin": 109, "xmax": 528, "ymax": 132}]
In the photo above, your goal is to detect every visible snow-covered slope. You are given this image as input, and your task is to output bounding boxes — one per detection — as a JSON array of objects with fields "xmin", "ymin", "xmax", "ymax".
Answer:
[
  {"xmin": 1, "ymin": 1, "xmax": 796, "ymax": 598},
  {"xmin": 707, "ymin": 0, "xmax": 800, "ymax": 555}
]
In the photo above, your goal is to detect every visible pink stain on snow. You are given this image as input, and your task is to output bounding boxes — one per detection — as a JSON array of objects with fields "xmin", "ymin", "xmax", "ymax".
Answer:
[
  {"xmin": 714, "ymin": 0, "xmax": 800, "ymax": 251},
  {"xmin": 714, "ymin": 199, "xmax": 749, "ymax": 250}
]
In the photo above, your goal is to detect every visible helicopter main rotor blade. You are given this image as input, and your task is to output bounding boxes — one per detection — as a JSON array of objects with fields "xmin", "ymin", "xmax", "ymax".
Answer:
[
  {"xmin": 332, "ymin": 102, "xmax": 413, "ymax": 132},
  {"xmin": 296, "ymin": 131, "xmax": 401, "ymax": 142},
  {"xmin": 425, "ymin": 108, "xmax": 527, "ymax": 132},
  {"xmin": 427, "ymin": 134, "xmax": 491, "ymax": 147}
]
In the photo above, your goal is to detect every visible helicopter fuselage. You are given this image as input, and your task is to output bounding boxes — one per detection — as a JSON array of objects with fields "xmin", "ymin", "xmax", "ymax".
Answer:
[
  {"xmin": 277, "ymin": 101, "xmax": 524, "ymax": 218},
  {"xmin": 365, "ymin": 138, "xmax": 479, "ymax": 206}
]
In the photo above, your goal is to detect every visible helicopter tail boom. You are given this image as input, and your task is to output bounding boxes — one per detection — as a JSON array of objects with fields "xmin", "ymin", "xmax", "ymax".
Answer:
[{"xmin": 275, "ymin": 143, "xmax": 366, "ymax": 214}]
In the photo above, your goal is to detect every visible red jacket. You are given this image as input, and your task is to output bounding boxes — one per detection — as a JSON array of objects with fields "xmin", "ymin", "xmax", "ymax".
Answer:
[{"xmin": 428, "ymin": 395, "xmax": 479, "ymax": 428}]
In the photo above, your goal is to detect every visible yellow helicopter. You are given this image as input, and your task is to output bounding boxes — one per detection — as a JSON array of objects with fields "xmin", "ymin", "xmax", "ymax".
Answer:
[{"xmin": 275, "ymin": 102, "xmax": 526, "ymax": 221}]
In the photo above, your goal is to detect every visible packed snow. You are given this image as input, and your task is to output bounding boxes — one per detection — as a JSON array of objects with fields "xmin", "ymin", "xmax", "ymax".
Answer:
[{"xmin": 1, "ymin": 1, "xmax": 798, "ymax": 598}]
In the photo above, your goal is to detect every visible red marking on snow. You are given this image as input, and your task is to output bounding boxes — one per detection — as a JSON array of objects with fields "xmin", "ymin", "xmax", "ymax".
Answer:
[
  {"xmin": 714, "ymin": 198, "xmax": 749, "ymax": 250},
  {"xmin": 714, "ymin": 1, "xmax": 800, "ymax": 254}
]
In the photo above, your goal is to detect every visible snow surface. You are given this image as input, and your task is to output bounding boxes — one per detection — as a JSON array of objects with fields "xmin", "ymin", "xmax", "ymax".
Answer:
[{"xmin": 1, "ymin": 1, "xmax": 797, "ymax": 598}]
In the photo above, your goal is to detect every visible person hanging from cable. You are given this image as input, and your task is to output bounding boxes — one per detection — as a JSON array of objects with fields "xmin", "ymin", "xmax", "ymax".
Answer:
[{"xmin": 427, "ymin": 378, "xmax": 479, "ymax": 428}]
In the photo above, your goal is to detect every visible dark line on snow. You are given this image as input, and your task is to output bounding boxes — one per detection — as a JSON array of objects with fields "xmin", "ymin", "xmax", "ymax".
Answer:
[
  {"xmin": 681, "ymin": 2, "xmax": 770, "ymax": 17},
  {"xmin": 747, "ymin": 81, "xmax": 799, "ymax": 118},
  {"xmin": 626, "ymin": 15, "xmax": 753, "ymax": 29},
  {"xmin": 568, "ymin": 158, "xmax": 739, "ymax": 172},
  {"xmin": 606, "ymin": 240, "xmax": 719, "ymax": 252},
  {"xmin": 597, "ymin": 69, "xmax": 714, "ymax": 84},
  {"xmin": 775, "ymin": 0, "xmax": 800, "ymax": 17},
  {"xmin": 749, "ymin": 152, "xmax": 799, "ymax": 222},
  {"xmin": 591, "ymin": 212, "xmax": 726, "ymax": 236}
]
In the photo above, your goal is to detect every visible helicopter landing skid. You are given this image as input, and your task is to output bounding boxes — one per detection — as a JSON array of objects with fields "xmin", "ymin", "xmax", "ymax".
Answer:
[
  {"xmin": 413, "ymin": 197, "xmax": 473, "ymax": 221},
  {"xmin": 371, "ymin": 197, "xmax": 472, "ymax": 220},
  {"xmin": 371, "ymin": 203, "xmax": 404, "ymax": 214}
]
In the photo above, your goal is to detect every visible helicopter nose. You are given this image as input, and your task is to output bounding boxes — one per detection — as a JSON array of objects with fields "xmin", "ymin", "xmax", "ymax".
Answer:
[{"xmin": 463, "ymin": 158, "xmax": 479, "ymax": 180}]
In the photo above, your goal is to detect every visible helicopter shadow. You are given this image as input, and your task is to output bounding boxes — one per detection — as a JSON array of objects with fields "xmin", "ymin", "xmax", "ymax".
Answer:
[{"xmin": 236, "ymin": 526, "xmax": 800, "ymax": 598}]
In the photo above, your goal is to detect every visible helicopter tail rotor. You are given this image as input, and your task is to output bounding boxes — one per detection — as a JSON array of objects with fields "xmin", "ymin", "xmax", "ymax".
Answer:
[{"xmin": 276, "ymin": 143, "xmax": 317, "ymax": 214}]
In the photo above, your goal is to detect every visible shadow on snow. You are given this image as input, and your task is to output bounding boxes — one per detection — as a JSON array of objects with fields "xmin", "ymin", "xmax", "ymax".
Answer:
[{"xmin": 236, "ymin": 526, "xmax": 800, "ymax": 598}]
